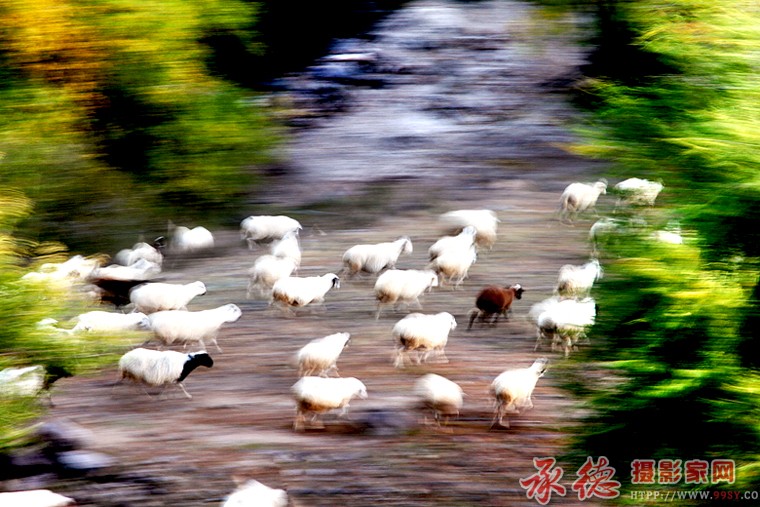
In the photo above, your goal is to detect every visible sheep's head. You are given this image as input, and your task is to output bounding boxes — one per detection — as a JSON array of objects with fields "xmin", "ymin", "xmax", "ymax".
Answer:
[
  {"xmin": 400, "ymin": 237, "xmax": 413, "ymax": 255},
  {"xmin": 327, "ymin": 273, "xmax": 340, "ymax": 289},
  {"xmin": 511, "ymin": 284, "xmax": 525, "ymax": 300},
  {"xmin": 531, "ymin": 357, "xmax": 549, "ymax": 377},
  {"xmin": 595, "ymin": 180, "xmax": 608, "ymax": 194},
  {"xmin": 222, "ymin": 304, "xmax": 243, "ymax": 323}
]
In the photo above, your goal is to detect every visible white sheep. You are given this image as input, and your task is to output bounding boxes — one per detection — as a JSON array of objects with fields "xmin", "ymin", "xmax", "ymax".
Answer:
[
  {"xmin": 0, "ymin": 489, "xmax": 76, "ymax": 507},
  {"xmin": 341, "ymin": 236, "xmax": 413, "ymax": 276},
  {"xmin": 169, "ymin": 224, "xmax": 215, "ymax": 254},
  {"xmin": 291, "ymin": 376, "xmax": 367, "ymax": 431},
  {"xmin": 221, "ymin": 479, "xmax": 288, "ymax": 507},
  {"xmin": 129, "ymin": 281, "xmax": 207, "ymax": 314},
  {"xmin": 147, "ymin": 304, "xmax": 242, "ymax": 352},
  {"xmin": 296, "ymin": 332, "xmax": 351, "ymax": 377},
  {"xmin": 270, "ymin": 229, "xmax": 302, "ymax": 267},
  {"xmin": 116, "ymin": 347, "xmax": 213, "ymax": 399},
  {"xmin": 373, "ymin": 268, "xmax": 439, "ymax": 319},
  {"xmin": 532, "ymin": 297, "xmax": 596, "ymax": 357},
  {"xmin": 0, "ymin": 365, "xmax": 72, "ymax": 405},
  {"xmin": 558, "ymin": 179, "xmax": 608, "ymax": 224},
  {"xmin": 240, "ymin": 215, "xmax": 302, "ymax": 249},
  {"xmin": 392, "ymin": 312, "xmax": 457, "ymax": 367},
  {"xmin": 614, "ymin": 177, "xmax": 663, "ymax": 207},
  {"xmin": 246, "ymin": 255, "xmax": 299, "ymax": 298},
  {"xmin": 490, "ymin": 357, "xmax": 549, "ymax": 428},
  {"xmin": 90, "ymin": 258, "xmax": 161, "ymax": 282},
  {"xmin": 22, "ymin": 254, "xmax": 103, "ymax": 289},
  {"xmin": 428, "ymin": 226, "xmax": 477, "ymax": 260},
  {"xmin": 414, "ymin": 373, "xmax": 464, "ymax": 428},
  {"xmin": 114, "ymin": 237, "xmax": 165, "ymax": 267},
  {"xmin": 428, "ymin": 244, "xmax": 477, "ymax": 289},
  {"xmin": 271, "ymin": 273, "xmax": 340, "ymax": 311},
  {"xmin": 556, "ymin": 258, "xmax": 603, "ymax": 298},
  {"xmin": 70, "ymin": 310, "xmax": 151, "ymax": 333},
  {"xmin": 439, "ymin": 209, "xmax": 499, "ymax": 249}
]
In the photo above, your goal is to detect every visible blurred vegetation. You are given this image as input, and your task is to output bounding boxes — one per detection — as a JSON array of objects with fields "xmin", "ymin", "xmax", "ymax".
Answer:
[
  {"xmin": 534, "ymin": 0, "xmax": 760, "ymax": 497},
  {"xmin": 0, "ymin": 0, "xmax": 281, "ymax": 253}
]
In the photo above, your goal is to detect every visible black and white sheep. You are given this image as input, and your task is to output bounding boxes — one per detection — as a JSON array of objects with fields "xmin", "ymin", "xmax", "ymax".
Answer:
[
  {"xmin": 146, "ymin": 303, "xmax": 242, "ymax": 352},
  {"xmin": 341, "ymin": 236, "xmax": 413, "ymax": 276},
  {"xmin": 373, "ymin": 268, "xmax": 439, "ymax": 319},
  {"xmin": 439, "ymin": 209, "xmax": 499, "ymax": 249},
  {"xmin": 221, "ymin": 479, "xmax": 289, "ymax": 507},
  {"xmin": 392, "ymin": 312, "xmax": 457, "ymax": 367},
  {"xmin": 490, "ymin": 357, "xmax": 549, "ymax": 429},
  {"xmin": 614, "ymin": 177, "xmax": 663, "ymax": 207},
  {"xmin": 414, "ymin": 373, "xmax": 464, "ymax": 428},
  {"xmin": 556, "ymin": 259, "xmax": 603, "ymax": 298},
  {"xmin": 558, "ymin": 179, "xmax": 608, "ymax": 224},
  {"xmin": 246, "ymin": 255, "xmax": 299, "ymax": 298},
  {"xmin": 467, "ymin": 284, "xmax": 524, "ymax": 330},
  {"xmin": 296, "ymin": 332, "xmax": 351, "ymax": 377},
  {"xmin": 70, "ymin": 310, "xmax": 151, "ymax": 334},
  {"xmin": 240, "ymin": 215, "xmax": 302, "ymax": 249},
  {"xmin": 531, "ymin": 297, "xmax": 596, "ymax": 357},
  {"xmin": 291, "ymin": 376, "xmax": 368, "ymax": 431},
  {"xmin": 129, "ymin": 280, "xmax": 207, "ymax": 314},
  {"xmin": 116, "ymin": 347, "xmax": 213, "ymax": 399},
  {"xmin": 271, "ymin": 273, "xmax": 340, "ymax": 310}
]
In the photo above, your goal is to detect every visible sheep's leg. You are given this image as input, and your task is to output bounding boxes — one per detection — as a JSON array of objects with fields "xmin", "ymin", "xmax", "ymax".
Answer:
[
  {"xmin": 534, "ymin": 328, "xmax": 544, "ymax": 351},
  {"xmin": 210, "ymin": 336, "xmax": 223, "ymax": 353},
  {"xmin": 293, "ymin": 410, "xmax": 306, "ymax": 431},
  {"xmin": 174, "ymin": 382, "xmax": 192, "ymax": 399},
  {"xmin": 436, "ymin": 349, "xmax": 449, "ymax": 364}
]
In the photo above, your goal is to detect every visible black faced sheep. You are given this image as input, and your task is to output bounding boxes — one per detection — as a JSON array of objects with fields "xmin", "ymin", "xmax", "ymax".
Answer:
[
  {"xmin": 490, "ymin": 357, "xmax": 549, "ymax": 429},
  {"xmin": 146, "ymin": 303, "xmax": 242, "ymax": 352},
  {"xmin": 341, "ymin": 236, "xmax": 413, "ymax": 277},
  {"xmin": 116, "ymin": 348, "xmax": 213, "ymax": 399},
  {"xmin": 467, "ymin": 284, "xmax": 524, "ymax": 330},
  {"xmin": 373, "ymin": 269, "xmax": 439, "ymax": 319},
  {"xmin": 291, "ymin": 376, "xmax": 367, "ymax": 431},
  {"xmin": 558, "ymin": 179, "xmax": 607, "ymax": 224},
  {"xmin": 129, "ymin": 281, "xmax": 207, "ymax": 314},
  {"xmin": 392, "ymin": 312, "xmax": 457, "ymax": 367}
]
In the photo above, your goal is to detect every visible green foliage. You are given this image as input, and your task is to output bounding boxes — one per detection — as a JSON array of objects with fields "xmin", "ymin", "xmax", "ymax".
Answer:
[
  {"xmin": 0, "ymin": 0, "xmax": 280, "ymax": 252},
  {"xmin": 535, "ymin": 0, "xmax": 760, "ymax": 496}
]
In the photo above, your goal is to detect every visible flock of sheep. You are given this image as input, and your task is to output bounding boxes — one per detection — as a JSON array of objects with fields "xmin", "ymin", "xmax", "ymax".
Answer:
[{"xmin": 1, "ymin": 176, "xmax": 670, "ymax": 506}]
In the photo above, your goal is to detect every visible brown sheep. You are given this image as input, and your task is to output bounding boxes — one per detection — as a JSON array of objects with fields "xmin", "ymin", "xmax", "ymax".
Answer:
[{"xmin": 467, "ymin": 284, "xmax": 524, "ymax": 330}]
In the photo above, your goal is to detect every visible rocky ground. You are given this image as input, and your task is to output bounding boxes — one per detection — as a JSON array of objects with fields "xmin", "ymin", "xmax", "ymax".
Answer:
[{"xmin": 3, "ymin": 1, "xmax": 621, "ymax": 505}]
